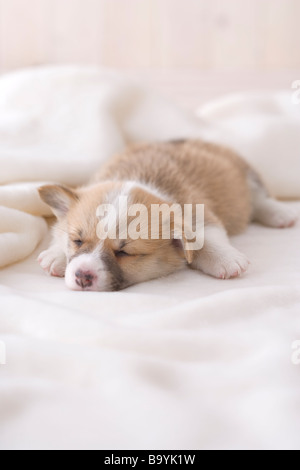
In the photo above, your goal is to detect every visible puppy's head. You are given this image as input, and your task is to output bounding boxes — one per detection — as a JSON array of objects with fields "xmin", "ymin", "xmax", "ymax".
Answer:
[{"xmin": 39, "ymin": 182, "xmax": 194, "ymax": 291}]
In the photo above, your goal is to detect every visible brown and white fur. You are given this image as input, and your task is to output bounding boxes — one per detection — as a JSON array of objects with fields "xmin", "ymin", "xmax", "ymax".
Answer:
[{"xmin": 38, "ymin": 140, "xmax": 298, "ymax": 291}]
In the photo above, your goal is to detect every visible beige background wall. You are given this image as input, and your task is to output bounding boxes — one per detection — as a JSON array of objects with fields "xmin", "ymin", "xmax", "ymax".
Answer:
[{"xmin": 0, "ymin": 0, "xmax": 299, "ymax": 73}]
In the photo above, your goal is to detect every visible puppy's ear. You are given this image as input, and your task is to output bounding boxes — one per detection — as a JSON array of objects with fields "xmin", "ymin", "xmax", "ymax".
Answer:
[
  {"xmin": 172, "ymin": 235, "xmax": 194, "ymax": 265},
  {"xmin": 172, "ymin": 217, "xmax": 202, "ymax": 265},
  {"xmin": 38, "ymin": 185, "xmax": 78, "ymax": 218}
]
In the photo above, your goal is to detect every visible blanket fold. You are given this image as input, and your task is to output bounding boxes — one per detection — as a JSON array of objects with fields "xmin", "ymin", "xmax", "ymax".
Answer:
[{"xmin": 0, "ymin": 206, "xmax": 47, "ymax": 268}]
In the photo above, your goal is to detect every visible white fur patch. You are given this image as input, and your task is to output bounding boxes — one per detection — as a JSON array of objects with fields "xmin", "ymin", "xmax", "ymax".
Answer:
[
  {"xmin": 98, "ymin": 180, "xmax": 169, "ymax": 241},
  {"xmin": 127, "ymin": 180, "xmax": 170, "ymax": 202}
]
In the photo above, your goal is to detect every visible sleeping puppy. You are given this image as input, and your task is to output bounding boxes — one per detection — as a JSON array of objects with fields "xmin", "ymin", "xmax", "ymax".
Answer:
[{"xmin": 38, "ymin": 140, "xmax": 298, "ymax": 291}]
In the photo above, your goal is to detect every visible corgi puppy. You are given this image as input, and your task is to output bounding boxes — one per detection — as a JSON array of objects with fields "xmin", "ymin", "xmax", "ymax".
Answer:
[{"xmin": 38, "ymin": 140, "xmax": 297, "ymax": 291}]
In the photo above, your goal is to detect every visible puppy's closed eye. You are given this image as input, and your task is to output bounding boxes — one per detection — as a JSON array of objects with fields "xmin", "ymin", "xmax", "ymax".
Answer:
[
  {"xmin": 115, "ymin": 250, "xmax": 131, "ymax": 258},
  {"xmin": 73, "ymin": 240, "xmax": 84, "ymax": 248}
]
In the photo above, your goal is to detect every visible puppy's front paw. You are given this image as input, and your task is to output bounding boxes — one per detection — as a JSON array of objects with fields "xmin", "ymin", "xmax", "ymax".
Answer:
[
  {"xmin": 214, "ymin": 249, "xmax": 250, "ymax": 280},
  {"xmin": 38, "ymin": 247, "xmax": 67, "ymax": 278},
  {"xmin": 198, "ymin": 248, "xmax": 250, "ymax": 280}
]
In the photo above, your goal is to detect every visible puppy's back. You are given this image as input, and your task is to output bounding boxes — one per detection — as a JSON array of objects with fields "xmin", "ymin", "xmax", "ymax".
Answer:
[{"xmin": 94, "ymin": 140, "xmax": 253, "ymax": 234}]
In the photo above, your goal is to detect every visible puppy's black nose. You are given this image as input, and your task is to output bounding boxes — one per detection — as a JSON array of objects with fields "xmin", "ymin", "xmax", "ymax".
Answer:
[{"xmin": 75, "ymin": 270, "xmax": 95, "ymax": 289}]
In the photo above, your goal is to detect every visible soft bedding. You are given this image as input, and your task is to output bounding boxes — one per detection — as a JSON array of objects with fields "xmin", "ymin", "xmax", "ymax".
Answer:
[{"xmin": 0, "ymin": 66, "xmax": 299, "ymax": 450}]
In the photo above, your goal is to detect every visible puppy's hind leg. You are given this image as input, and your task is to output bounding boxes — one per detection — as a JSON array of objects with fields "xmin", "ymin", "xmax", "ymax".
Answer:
[{"xmin": 249, "ymin": 170, "xmax": 298, "ymax": 229}]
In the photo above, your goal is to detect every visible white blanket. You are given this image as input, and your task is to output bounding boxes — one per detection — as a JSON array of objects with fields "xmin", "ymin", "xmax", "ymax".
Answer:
[
  {"xmin": 1, "ymin": 209, "xmax": 300, "ymax": 450},
  {"xmin": 0, "ymin": 67, "xmax": 300, "ymax": 450}
]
